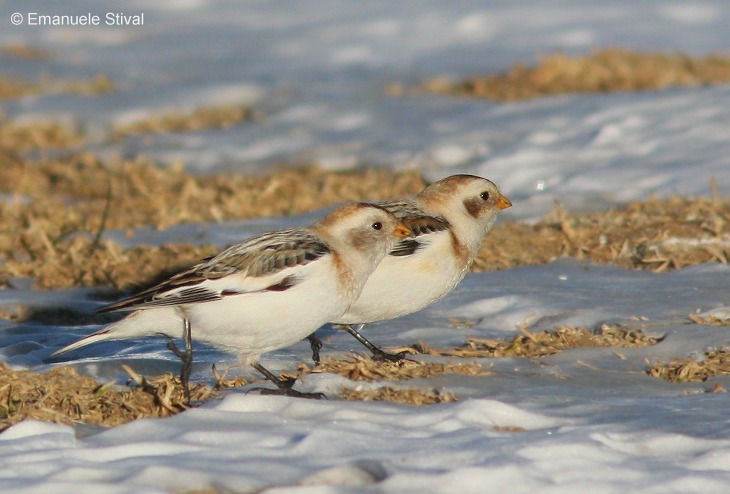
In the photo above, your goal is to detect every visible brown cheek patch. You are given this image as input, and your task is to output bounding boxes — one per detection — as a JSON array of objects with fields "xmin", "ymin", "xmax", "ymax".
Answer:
[
  {"xmin": 463, "ymin": 197, "xmax": 483, "ymax": 218},
  {"xmin": 348, "ymin": 230, "xmax": 375, "ymax": 253}
]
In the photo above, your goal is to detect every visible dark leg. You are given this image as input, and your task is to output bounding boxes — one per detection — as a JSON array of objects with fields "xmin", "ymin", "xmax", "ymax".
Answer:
[
  {"xmin": 306, "ymin": 332, "xmax": 323, "ymax": 364},
  {"xmin": 340, "ymin": 324, "xmax": 410, "ymax": 362},
  {"xmin": 158, "ymin": 317, "xmax": 193, "ymax": 402},
  {"xmin": 251, "ymin": 362, "xmax": 325, "ymax": 400},
  {"xmin": 212, "ymin": 363, "xmax": 228, "ymax": 389},
  {"xmin": 179, "ymin": 318, "xmax": 193, "ymax": 401}
]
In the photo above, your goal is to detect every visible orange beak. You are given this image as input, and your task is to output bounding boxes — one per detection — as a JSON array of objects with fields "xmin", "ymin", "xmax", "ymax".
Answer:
[
  {"xmin": 394, "ymin": 222, "xmax": 413, "ymax": 238},
  {"xmin": 497, "ymin": 194, "xmax": 513, "ymax": 210}
]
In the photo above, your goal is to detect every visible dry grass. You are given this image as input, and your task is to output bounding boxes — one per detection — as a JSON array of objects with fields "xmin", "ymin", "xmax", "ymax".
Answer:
[
  {"xmin": 0, "ymin": 363, "xmax": 225, "ymax": 432},
  {"xmin": 112, "ymin": 104, "xmax": 257, "ymax": 138},
  {"xmin": 0, "ymin": 323, "xmax": 660, "ymax": 428},
  {"xmin": 418, "ymin": 48, "xmax": 730, "ymax": 102},
  {"xmin": 0, "ymin": 76, "xmax": 34, "ymax": 100},
  {"xmin": 648, "ymin": 313, "xmax": 730, "ymax": 384},
  {"xmin": 2, "ymin": 155, "xmax": 729, "ymax": 292},
  {"xmin": 0, "ymin": 156, "xmax": 427, "ymax": 228},
  {"xmin": 1, "ymin": 357, "xmax": 469, "ymax": 430},
  {"xmin": 302, "ymin": 354, "xmax": 488, "ymax": 382},
  {"xmin": 0, "ymin": 73, "xmax": 114, "ymax": 100},
  {"xmin": 413, "ymin": 324, "xmax": 657, "ymax": 359},
  {"xmin": 61, "ymin": 74, "xmax": 115, "ymax": 95},
  {"xmin": 0, "ymin": 323, "xmax": 675, "ymax": 428},
  {"xmin": 0, "ymin": 44, "xmax": 52, "ymax": 60},
  {"xmin": 340, "ymin": 386, "xmax": 457, "ymax": 405},
  {"xmin": 476, "ymin": 195, "xmax": 730, "ymax": 273},
  {"xmin": 647, "ymin": 349, "xmax": 730, "ymax": 384},
  {"xmin": 0, "ymin": 120, "xmax": 85, "ymax": 152},
  {"xmin": 1, "ymin": 240, "xmax": 220, "ymax": 297},
  {"xmin": 0, "ymin": 156, "xmax": 426, "ymax": 290},
  {"xmin": 689, "ymin": 311, "xmax": 730, "ymax": 326}
]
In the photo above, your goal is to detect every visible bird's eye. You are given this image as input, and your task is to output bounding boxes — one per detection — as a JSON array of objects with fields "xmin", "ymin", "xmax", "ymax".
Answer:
[
  {"xmin": 480, "ymin": 191, "xmax": 490, "ymax": 201},
  {"xmin": 371, "ymin": 222, "xmax": 382, "ymax": 230}
]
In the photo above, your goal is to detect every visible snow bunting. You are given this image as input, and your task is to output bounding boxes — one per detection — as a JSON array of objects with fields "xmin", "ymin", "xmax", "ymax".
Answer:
[
  {"xmin": 53, "ymin": 202, "xmax": 411, "ymax": 398},
  {"xmin": 308, "ymin": 175, "xmax": 511, "ymax": 362}
]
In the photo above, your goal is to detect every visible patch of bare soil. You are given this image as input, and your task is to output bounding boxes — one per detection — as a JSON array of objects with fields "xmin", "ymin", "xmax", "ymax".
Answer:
[{"xmin": 416, "ymin": 48, "xmax": 730, "ymax": 102}]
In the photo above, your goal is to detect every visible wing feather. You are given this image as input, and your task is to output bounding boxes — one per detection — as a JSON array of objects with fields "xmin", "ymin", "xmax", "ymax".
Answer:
[
  {"xmin": 378, "ymin": 200, "xmax": 449, "ymax": 257},
  {"xmin": 390, "ymin": 238, "xmax": 421, "ymax": 257},
  {"xmin": 97, "ymin": 230, "xmax": 329, "ymax": 313}
]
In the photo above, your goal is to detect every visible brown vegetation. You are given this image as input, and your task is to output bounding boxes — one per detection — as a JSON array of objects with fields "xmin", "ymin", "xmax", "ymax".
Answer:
[
  {"xmin": 112, "ymin": 104, "xmax": 257, "ymax": 138},
  {"xmin": 648, "ymin": 349, "xmax": 730, "ymax": 384},
  {"xmin": 419, "ymin": 48, "xmax": 730, "ymax": 102},
  {"xmin": 412, "ymin": 324, "xmax": 657, "ymax": 359}
]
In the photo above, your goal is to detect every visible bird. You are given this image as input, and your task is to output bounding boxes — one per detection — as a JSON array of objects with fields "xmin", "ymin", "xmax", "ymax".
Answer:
[
  {"xmin": 53, "ymin": 202, "xmax": 412, "ymax": 399},
  {"xmin": 306, "ymin": 174, "xmax": 511, "ymax": 363}
]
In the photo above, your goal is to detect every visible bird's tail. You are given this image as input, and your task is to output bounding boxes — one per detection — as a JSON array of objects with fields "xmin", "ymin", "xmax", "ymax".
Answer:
[
  {"xmin": 52, "ymin": 307, "xmax": 183, "ymax": 357},
  {"xmin": 52, "ymin": 328, "xmax": 115, "ymax": 356}
]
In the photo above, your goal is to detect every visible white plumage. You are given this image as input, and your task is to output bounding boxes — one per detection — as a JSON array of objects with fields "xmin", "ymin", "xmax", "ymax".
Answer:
[
  {"xmin": 317, "ymin": 175, "xmax": 511, "ymax": 360},
  {"xmin": 54, "ymin": 203, "xmax": 411, "ymax": 378}
]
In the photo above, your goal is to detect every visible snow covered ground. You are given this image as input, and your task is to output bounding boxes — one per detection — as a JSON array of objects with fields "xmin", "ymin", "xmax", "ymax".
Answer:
[{"xmin": 2, "ymin": 1, "xmax": 730, "ymax": 492}]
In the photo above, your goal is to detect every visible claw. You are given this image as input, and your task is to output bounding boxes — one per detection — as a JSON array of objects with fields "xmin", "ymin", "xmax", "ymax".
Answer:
[
  {"xmin": 371, "ymin": 348, "xmax": 410, "ymax": 363},
  {"xmin": 251, "ymin": 362, "xmax": 326, "ymax": 399}
]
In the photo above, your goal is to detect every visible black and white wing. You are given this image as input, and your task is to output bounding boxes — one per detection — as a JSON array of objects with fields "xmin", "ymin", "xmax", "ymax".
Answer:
[
  {"xmin": 96, "ymin": 229, "xmax": 330, "ymax": 313},
  {"xmin": 379, "ymin": 200, "xmax": 449, "ymax": 257}
]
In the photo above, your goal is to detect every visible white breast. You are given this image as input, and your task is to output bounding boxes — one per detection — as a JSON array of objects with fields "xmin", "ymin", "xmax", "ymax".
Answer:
[{"xmin": 335, "ymin": 231, "xmax": 467, "ymax": 325}]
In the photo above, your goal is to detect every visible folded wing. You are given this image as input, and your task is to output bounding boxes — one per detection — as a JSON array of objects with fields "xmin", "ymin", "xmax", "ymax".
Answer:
[
  {"xmin": 97, "ymin": 230, "xmax": 331, "ymax": 313},
  {"xmin": 379, "ymin": 200, "xmax": 449, "ymax": 258}
]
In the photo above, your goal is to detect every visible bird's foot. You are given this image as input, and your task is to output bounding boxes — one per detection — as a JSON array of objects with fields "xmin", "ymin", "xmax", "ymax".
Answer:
[
  {"xmin": 253, "ymin": 387, "xmax": 327, "ymax": 400},
  {"xmin": 251, "ymin": 363, "xmax": 326, "ymax": 399},
  {"xmin": 371, "ymin": 348, "xmax": 412, "ymax": 363}
]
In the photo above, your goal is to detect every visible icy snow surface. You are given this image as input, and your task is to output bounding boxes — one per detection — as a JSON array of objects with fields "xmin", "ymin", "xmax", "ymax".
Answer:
[{"xmin": 2, "ymin": 1, "xmax": 730, "ymax": 492}]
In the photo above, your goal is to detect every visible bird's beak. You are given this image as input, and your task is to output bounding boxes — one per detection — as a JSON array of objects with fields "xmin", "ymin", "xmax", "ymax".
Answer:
[
  {"xmin": 394, "ymin": 222, "xmax": 413, "ymax": 238},
  {"xmin": 497, "ymin": 194, "xmax": 513, "ymax": 210}
]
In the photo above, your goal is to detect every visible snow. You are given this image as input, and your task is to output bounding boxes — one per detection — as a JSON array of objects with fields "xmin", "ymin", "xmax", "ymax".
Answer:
[{"xmin": 2, "ymin": 0, "xmax": 730, "ymax": 492}]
